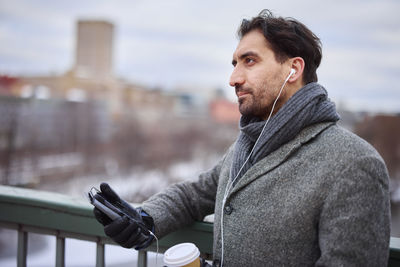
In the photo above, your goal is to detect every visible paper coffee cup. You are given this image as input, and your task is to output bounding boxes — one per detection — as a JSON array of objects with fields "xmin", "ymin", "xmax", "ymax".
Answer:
[{"xmin": 163, "ymin": 242, "xmax": 200, "ymax": 267}]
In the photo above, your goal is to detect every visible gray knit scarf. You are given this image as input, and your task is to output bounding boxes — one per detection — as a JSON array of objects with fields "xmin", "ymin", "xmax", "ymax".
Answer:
[{"xmin": 230, "ymin": 82, "xmax": 340, "ymax": 184}]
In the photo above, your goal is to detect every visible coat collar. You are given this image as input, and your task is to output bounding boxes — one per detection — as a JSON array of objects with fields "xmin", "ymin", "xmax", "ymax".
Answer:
[{"xmin": 229, "ymin": 122, "xmax": 335, "ymax": 196}]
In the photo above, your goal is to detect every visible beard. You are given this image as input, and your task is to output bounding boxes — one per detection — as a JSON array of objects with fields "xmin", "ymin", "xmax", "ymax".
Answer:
[
  {"xmin": 238, "ymin": 93, "xmax": 262, "ymax": 117},
  {"xmin": 237, "ymin": 86, "xmax": 277, "ymax": 119}
]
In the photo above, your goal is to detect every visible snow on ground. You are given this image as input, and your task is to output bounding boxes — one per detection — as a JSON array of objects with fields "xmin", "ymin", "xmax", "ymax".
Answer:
[{"xmin": 60, "ymin": 154, "xmax": 220, "ymax": 203}]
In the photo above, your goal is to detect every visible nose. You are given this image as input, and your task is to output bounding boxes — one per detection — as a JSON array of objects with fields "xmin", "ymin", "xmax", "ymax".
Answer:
[{"xmin": 229, "ymin": 66, "xmax": 245, "ymax": 87}]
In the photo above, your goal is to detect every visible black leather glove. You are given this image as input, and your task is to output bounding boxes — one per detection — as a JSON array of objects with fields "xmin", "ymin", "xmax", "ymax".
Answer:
[{"xmin": 93, "ymin": 183, "xmax": 154, "ymax": 249}]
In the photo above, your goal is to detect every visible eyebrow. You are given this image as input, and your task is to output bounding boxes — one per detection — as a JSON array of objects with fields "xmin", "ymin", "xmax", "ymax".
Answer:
[{"xmin": 232, "ymin": 51, "xmax": 260, "ymax": 66}]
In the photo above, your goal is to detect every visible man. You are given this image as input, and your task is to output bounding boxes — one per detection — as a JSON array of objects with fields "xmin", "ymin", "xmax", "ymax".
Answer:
[{"xmin": 94, "ymin": 10, "xmax": 390, "ymax": 266}]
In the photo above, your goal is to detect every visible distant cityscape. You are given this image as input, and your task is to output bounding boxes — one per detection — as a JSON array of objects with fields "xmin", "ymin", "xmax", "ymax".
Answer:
[{"xmin": 0, "ymin": 20, "xmax": 240, "ymax": 124}]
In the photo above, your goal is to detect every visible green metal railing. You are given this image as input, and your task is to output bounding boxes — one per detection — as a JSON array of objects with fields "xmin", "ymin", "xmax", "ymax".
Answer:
[
  {"xmin": 0, "ymin": 185, "xmax": 212, "ymax": 267},
  {"xmin": 0, "ymin": 184, "xmax": 399, "ymax": 266}
]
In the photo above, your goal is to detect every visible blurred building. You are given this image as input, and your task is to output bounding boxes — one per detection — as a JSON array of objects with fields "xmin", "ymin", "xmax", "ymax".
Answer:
[
  {"xmin": 2, "ymin": 20, "xmax": 175, "ymax": 119},
  {"xmin": 0, "ymin": 76, "xmax": 23, "ymax": 96},
  {"xmin": 1, "ymin": 19, "xmax": 242, "ymax": 124},
  {"xmin": 209, "ymin": 98, "xmax": 240, "ymax": 124},
  {"xmin": 74, "ymin": 20, "xmax": 114, "ymax": 79}
]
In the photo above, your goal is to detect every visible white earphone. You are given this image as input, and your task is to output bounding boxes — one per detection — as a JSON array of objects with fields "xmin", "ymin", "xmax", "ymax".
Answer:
[{"xmin": 290, "ymin": 68, "xmax": 296, "ymax": 76}]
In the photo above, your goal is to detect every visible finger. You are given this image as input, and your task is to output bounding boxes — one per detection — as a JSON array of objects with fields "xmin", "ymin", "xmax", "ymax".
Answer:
[
  {"xmin": 100, "ymin": 183, "xmax": 120, "ymax": 202},
  {"xmin": 104, "ymin": 216, "xmax": 129, "ymax": 237},
  {"xmin": 120, "ymin": 202, "xmax": 141, "ymax": 221},
  {"xmin": 113, "ymin": 220, "xmax": 142, "ymax": 247},
  {"xmin": 128, "ymin": 232, "xmax": 150, "ymax": 249},
  {"xmin": 93, "ymin": 208, "xmax": 112, "ymax": 226},
  {"xmin": 136, "ymin": 229, "xmax": 150, "ymax": 246}
]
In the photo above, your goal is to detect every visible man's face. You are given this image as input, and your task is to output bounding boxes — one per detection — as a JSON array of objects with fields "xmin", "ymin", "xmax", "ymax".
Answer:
[{"xmin": 230, "ymin": 30, "xmax": 289, "ymax": 119}]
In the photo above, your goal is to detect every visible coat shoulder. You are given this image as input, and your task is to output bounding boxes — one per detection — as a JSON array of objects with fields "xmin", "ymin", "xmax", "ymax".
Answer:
[{"xmin": 315, "ymin": 124, "xmax": 384, "ymax": 161}]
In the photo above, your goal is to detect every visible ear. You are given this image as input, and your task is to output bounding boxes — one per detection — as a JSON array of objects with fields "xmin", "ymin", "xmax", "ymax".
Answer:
[{"xmin": 288, "ymin": 57, "xmax": 305, "ymax": 84}]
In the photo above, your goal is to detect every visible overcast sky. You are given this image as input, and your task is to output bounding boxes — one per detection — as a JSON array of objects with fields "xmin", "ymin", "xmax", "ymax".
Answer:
[{"xmin": 0, "ymin": 0, "xmax": 399, "ymax": 112}]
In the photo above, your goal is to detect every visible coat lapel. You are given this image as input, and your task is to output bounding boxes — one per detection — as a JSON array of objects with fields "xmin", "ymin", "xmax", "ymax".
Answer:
[{"xmin": 229, "ymin": 122, "xmax": 335, "ymax": 196}]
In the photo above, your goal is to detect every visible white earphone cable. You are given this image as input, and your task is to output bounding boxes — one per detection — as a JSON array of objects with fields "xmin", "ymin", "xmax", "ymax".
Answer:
[
  {"xmin": 219, "ymin": 69, "xmax": 294, "ymax": 266},
  {"xmin": 149, "ymin": 231, "xmax": 159, "ymax": 266}
]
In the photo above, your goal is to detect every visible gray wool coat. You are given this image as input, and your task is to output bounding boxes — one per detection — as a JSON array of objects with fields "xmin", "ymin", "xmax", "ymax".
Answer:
[{"xmin": 142, "ymin": 122, "xmax": 390, "ymax": 266}]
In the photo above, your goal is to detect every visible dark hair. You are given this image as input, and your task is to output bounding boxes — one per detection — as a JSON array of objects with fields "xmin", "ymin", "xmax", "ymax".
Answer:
[{"xmin": 238, "ymin": 9, "xmax": 322, "ymax": 84}]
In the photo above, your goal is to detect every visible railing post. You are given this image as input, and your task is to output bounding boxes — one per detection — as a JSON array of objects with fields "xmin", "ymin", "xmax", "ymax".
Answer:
[
  {"xmin": 138, "ymin": 250, "xmax": 147, "ymax": 267},
  {"xmin": 56, "ymin": 235, "xmax": 65, "ymax": 267},
  {"xmin": 96, "ymin": 241, "xmax": 105, "ymax": 267},
  {"xmin": 17, "ymin": 227, "xmax": 27, "ymax": 267}
]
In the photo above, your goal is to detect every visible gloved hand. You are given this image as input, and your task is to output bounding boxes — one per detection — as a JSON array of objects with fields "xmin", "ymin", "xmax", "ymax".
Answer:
[{"xmin": 93, "ymin": 182, "xmax": 154, "ymax": 249}]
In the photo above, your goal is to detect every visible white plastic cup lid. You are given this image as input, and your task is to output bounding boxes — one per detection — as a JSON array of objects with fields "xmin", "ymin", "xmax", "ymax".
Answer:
[{"xmin": 163, "ymin": 242, "xmax": 200, "ymax": 267}]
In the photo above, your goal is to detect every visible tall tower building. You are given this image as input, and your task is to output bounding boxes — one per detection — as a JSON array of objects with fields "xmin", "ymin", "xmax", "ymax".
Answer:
[{"xmin": 74, "ymin": 20, "xmax": 114, "ymax": 79}]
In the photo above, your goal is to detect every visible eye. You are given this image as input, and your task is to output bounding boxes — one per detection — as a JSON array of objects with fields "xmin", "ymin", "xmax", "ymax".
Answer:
[
  {"xmin": 245, "ymin": 57, "xmax": 255, "ymax": 65},
  {"xmin": 231, "ymin": 59, "xmax": 237, "ymax": 67}
]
